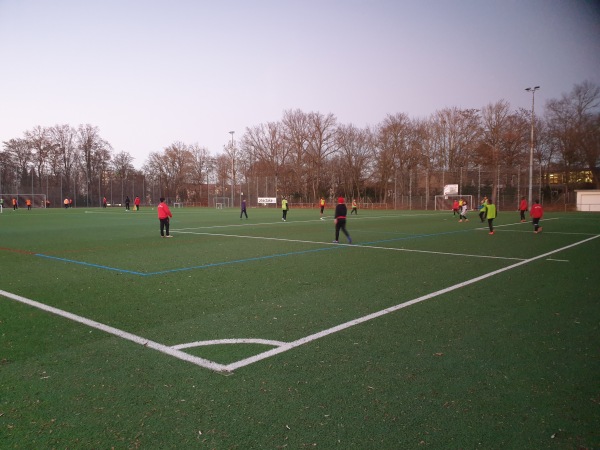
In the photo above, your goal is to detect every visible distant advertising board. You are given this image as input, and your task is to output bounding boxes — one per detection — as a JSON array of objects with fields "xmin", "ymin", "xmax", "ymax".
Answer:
[{"xmin": 258, "ymin": 197, "xmax": 277, "ymax": 204}]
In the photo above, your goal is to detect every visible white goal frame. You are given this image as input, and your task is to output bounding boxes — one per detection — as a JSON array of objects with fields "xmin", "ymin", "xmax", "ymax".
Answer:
[
  {"xmin": 213, "ymin": 197, "xmax": 230, "ymax": 209},
  {"xmin": 1, "ymin": 193, "xmax": 47, "ymax": 210},
  {"xmin": 434, "ymin": 194, "xmax": 473, "ymax": 211}
]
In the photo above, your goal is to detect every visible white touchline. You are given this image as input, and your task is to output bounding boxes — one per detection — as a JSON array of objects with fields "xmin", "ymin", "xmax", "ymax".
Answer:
[
  {"xmin": 0, "ymin": 290, "xmax": 230, "ymax": 374},
  {"xmin": 222, "ymin": 234, "xmax": 600, "ymax": 372},
  {"xmin": 2, "ymin": 234, "xmax": 597, "ymax": 375}
]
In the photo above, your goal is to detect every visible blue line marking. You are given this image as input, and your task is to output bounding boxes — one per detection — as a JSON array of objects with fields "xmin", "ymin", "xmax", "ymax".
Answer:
[
  {"xmin": 35, "ymin": 254, "xmax": 148, "ymax": 276},
  {"xmin": 34, "ymin": 227, "xmax": 474, "ymax": 277}
]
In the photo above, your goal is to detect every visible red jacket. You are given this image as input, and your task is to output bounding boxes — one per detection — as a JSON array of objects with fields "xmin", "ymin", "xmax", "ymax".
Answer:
[
  {"xmin": 519, "ymin": 199, "xmax": 528, "ymax": 211},
  {"xmin": 530, "ymin": 203, "xmax": 543, "ymax": 219},
  {"xmin": 158, "ymin": 202, "xmax": 172, "ymax": 219}
]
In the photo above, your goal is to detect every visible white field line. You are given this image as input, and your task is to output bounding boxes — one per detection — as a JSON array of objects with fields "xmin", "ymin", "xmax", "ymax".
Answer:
[
  {"xmin": 175, "ymin": 212, "xmax": 449, "ymax": 231},
  {"xmin": 172, "ymin": 338, "xmax": 288, "ymax": 350},
  {"xmin": 3, "ymin": 235, "xmax": 597, "ymax": 375},
  {"xmin": 174, "ymin": 230, "xmax": 526, "ymax": 261},
  {"xmin": 475, "ymin": 217, "xmax": 559, "ymax": 230},
  {"xmin": 0, "ymin": 290, "xmax": 231, "ymax": 374},
  {"xmin": 222, "ymin": 234, "xmax": 600, "ymax": 372}
]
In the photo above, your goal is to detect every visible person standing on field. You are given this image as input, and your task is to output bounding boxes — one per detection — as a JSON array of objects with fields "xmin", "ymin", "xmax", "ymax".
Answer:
[
  {"xmin": 484, "ymin": 198, "xmax": 497, "ymax": 235},
  {"xmin": 125, "ymin": 196, "xmax": 130, "ymax": 211},
  {"xmin": 158, "ymin": 197, "xmax": 173, "ymax": 238},
  {"xmin": 530, "ymin": 199, "xmax": 544, "ymax": 234},
  {"xmin": 452, "ymin": 199, "xmax": 459, "ymax": 216},
  {"xmin": 478, "ymin": 197, "xmax": 488, "ymax": 223},
  {"xmin": 518, "ymin": 196, "xmax": 528, "ymax": 222},
  {"xmin": 103, "ymin": 196, "xmax": 107, "ymax": 208},
  {"xmin": 458, "ymin": 199, "xmax": 469, "ymax": 222},
  {"xmin": 134, "ymin": 196, "xmax": 141, "ymax": 211},
  {"xmin": 351, "ymin": 198, "xmax": 358, "ymax": 215},
  {"xmin": 333, "ymin": 197, "xmax": 352, "ymax": 244},
  {"xmin": 240, "ymin": 198, "xmax": 248, "ymax": 219},
  {"xmin": 319, "ymin": 197, "xmax": 326, "ymax": 220},
  {"xmin": 281, "ymin": 197, "xmax": 289, "ymax": 221}
]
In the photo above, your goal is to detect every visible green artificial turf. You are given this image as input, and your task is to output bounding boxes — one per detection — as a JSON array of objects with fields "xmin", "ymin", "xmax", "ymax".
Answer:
[{"xmin": 1, "ymin": 206, "xmax": 599, "ymax": 448}]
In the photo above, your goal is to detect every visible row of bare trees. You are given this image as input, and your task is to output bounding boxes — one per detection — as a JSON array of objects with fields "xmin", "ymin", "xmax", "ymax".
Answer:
[{"xmin": 1, "ymin": 81, "xmax": 598, "ymax": 207}]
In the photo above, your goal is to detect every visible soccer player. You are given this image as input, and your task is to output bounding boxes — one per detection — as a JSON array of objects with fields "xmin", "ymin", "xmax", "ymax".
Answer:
[
  {"xmin": 458, "ymin": 199, "xmax": 469, "ymax": 222},
  {"xmin": 319, "ymin": 197, "xmax": 325, "ymax": 220},
  {"xmin": 530, "ymin": 199, "xmax": 544, "ymax": 234},
  {"xmin": 351, "ymin": 199, "xmax": 358, "ymax": 215},
  {"xmin": 333, "ymin": 197, "xmax": 352, "ymax": 244},
  {"xmin": 452, "ymin": 199, "xmax": 459, "ymax": 216},
  {"xmin": 484, "ymin": 198, "xmax": 497, "ymax": 235},
  {"xmin": 134, "ymin": 196, "xmax": 141, "ymax": 211},
  {"xmin": 125, "ymin": 196, "xmax": 130, "ymax": 211},
  {"xmin": 281, "ymin": 197, "xmax": 289, "ymax": 221},
  {"xmin": 478, "ymin": 197, "xmax": 488, "ymax": 222},
  {"xmin": 240, "ymin": 198, "xmax": 248, "ymax": 219},
  {"xmin": 518, "ymin": 196, "xmax": 528, "ymax": 222},
  {"xmin": 158, "ymin": 197, "xmax": 173, "ymax": 238}
]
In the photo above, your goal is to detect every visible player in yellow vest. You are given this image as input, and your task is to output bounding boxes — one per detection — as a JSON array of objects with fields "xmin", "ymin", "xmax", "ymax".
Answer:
[
  {"xmin": 319, "ymin": 197, "xmax": 325, "ymax": 220},
  {"xmin": 281, "ymin": 197, "xmax": 289, "ymax": 221},
  {"xmin": 484, "ymin": 199, "xmax": 497, "ymax": 235}
]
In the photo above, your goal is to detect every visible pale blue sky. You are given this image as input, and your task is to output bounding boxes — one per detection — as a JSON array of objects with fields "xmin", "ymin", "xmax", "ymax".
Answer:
[{"xmin": 1, "ymin": 0, "xmax": 599, "ymax": 168}]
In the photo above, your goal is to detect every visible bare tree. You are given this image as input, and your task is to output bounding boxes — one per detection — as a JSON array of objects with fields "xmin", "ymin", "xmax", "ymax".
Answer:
[
  {"xmin": 2, "ymin": 138, "xmax": 31, "ymax": 189},
  {"xmin": 188, "ymin": 144, "xmax": 211, "ymax": 203},
  {"xmin": 282, "ymin": 109, "xmax": 310, "ymax": 199},
  {"xmin": 48, "ymin": 124, "xmax": 78, "ymax": 194},
  {"xmin": 546, "ymin": 80, "xmax": 600, "ymax": 188},
  {"xmin": 24, "ymin": 126, "xmax": 54, "ymax": 189},
  {"xmin": 77, "ymin": 124, "xmax": 112, "ymax": 205},
  {"xmin": 336, "ymin": 124, "xmax": 374, "ymax": 201},
  {"xmin": 305, "ymin": 111, "xmax": 338, "ymax": 201},
  {"xmin": 375, "ymin": 113, "xmax": 411, "ymax": 203},
  {"xmin": 479, "ymin": 100, "xmax": 512, "ymax": 201},
  {"xmin": 242, "ymin": 121, "xmax": 289, "ymax": 198}
]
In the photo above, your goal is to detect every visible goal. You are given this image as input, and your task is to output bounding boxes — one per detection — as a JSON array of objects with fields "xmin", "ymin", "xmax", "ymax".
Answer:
[
  {"xmin": 1, "ymin": 194, "xmax": 47, "ymax": 210},
  {"xmin": 434, "ymin": 194, "xmax": 473, "ymax": 211},
  {"xmin": 213, "ymin": 197, "xmax": 230, "ymax": 209}
]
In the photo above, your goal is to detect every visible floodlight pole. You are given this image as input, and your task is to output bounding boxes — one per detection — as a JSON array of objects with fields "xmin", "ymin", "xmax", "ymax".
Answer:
[
  {"xmin": 229, "ymin": 131, "xmax": 235, "ymax": 208},
  {"xmin": 525, "ymin": 86, "xmax": 540, "ymax": 207}
]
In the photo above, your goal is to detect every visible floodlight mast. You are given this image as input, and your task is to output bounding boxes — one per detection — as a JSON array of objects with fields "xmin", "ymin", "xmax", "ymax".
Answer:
[
  {"xmin": 525, "ymin": 86, "xmax": 540, "ymax": 207},
  {"xmin": 229, "ymin": 131, "xmax": 235, "ymax": 207}
]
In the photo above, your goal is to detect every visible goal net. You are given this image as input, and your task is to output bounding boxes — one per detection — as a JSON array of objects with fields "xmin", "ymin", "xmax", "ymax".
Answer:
[
  {"xmin": 434, "ymin": 194, "xmax": 473, "ymax": 211},
  {"xmin": 213, "ymin": 197, "xmax": 230, "ymax": 209},
  {"xmin": 1, "ymin": 194, "xmax": 47, "ymax": 210}
]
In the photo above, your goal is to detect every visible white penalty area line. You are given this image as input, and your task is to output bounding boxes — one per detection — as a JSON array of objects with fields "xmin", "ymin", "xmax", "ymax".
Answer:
[
  {"xmin": 2, "ymin": 234, "xmax": 597, "ymax": 375},
  {"xmin": 175, "ymin": 230, "xmax": 526, "ymax": 261}
]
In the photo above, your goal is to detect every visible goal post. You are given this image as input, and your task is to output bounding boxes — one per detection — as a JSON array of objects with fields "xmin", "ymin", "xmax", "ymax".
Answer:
[
  {"xmin": 213, "ymin": 197, "xmax": 230, "ymax": 209},
  {"xmin": 0, "ymin": 194, "xmax": 47, "ymax": 209},
  {"xmin": 434, "ymin": 194, "xmax": 473, "ymax": 211}
]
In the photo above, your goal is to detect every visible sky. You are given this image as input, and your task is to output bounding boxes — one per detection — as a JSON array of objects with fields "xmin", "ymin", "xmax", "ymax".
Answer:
[{"xmin": 1, "ymin": 0, "xmax": 599, "ymax": 168}]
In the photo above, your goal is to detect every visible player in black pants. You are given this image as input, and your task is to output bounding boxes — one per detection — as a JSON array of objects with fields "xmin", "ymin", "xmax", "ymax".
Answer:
[{"xmin": 333, "ymin": 197, "xmax": 352, "ymax": 244}]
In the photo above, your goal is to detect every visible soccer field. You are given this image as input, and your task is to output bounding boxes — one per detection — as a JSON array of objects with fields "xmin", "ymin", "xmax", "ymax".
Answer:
[{"xmin": 1, "ymin": 206, "xmax": 599, "ymax": 448}]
